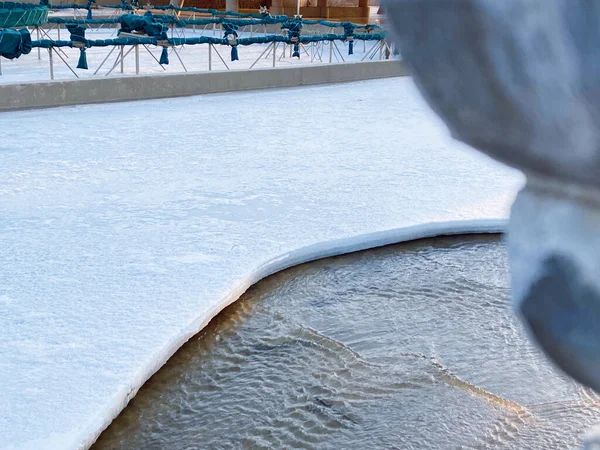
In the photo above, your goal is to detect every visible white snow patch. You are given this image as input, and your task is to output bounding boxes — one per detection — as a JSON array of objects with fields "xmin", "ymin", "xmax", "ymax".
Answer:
[{"xmin": 0, "ymin": 77, "xmax": 523, "ymax": 450}]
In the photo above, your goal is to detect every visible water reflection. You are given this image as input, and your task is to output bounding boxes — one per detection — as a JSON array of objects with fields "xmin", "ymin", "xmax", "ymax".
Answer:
[{"xmin": 94, "ymin": 235, "xmax": 600, "ymax": 449}]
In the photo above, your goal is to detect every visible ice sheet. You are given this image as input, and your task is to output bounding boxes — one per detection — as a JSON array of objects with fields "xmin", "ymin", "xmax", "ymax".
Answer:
[{"xmin": 0, "ymin": 77, "xmax": 523, "ymax": 449}]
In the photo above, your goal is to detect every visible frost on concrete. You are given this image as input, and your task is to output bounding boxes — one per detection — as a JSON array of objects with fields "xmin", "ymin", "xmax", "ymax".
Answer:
[{"xmin": 0, "ymin": 78, "xmax": 522, "ymax": 450}]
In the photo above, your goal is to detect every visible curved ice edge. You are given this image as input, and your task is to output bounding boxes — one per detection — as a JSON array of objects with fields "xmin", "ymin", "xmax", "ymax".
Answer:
[{"xmin": 79, "ymin": 218, "xmax": 507, "ymax": 450}]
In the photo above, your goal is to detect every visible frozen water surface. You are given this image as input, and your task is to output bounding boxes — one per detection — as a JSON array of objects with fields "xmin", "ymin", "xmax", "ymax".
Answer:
[{"xmin": 0, "ymin": 77, "xmax": 522, "ymax": 449}]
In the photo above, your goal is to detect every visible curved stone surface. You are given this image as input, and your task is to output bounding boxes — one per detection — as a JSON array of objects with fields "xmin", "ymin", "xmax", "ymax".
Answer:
[
  {"xmin": 383, "ymin": 0, "xmax": 600, "ymax": 189},
  {"xmin": 510, "ymin": 176, "xmax": 600, "ymax": 394},
  {"xmin": 0, "ymin": 78, "xmax": 521, "ymax": 449},
  {"xmin": 383, "ymin": 0, "xmax": 600, "ymax": 402}
]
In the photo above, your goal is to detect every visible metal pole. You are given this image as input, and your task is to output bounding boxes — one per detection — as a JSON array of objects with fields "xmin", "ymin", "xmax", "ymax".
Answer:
[
  {"xmin": 329, "ymin": 40, "xmax": 333, "ymax": 63},
  {"xmin": 208, "ymin": 43, "xmax": 212, "ymax": 71},
  {"xmin": 273, "ymin": 41, "xmax": 277, "ymax": 67},
  {"xmin": 52, "ymin": 47, "xmax": 79, "ymax": 78},
  {"xmin": 249, "ymin": 42, "xmax": 273, "ymax": 69},
  {"xmin": 135, "ymin": 45, "xmax": 139, "ymax": 74},
  {"xmin": 37, "ymin": 27, "xmax": 41, "ymax": 60},
  {"xmin": 38, "ymin": 26, "xmax": 70, "ymax": 60},
  {"xmin": 57, "ymin": 23, "xmax": 61, "ymax": 40},
  {"xmin": 120, "ymin": 46, "xmax": 124, "ymax": 73},
  {"xmin": 333, "ymin": 41, "xmax": 345, "ymax": 62},
  {"xmin": 171, "ymin": 46, "xmax": 187, "ymax": 72},
  {"xmin": 296, "ymin": 0, "xmax": 300, "ymax": 16},
  {"xmin": 48, "ymin": 48, "xmax": 54, "ymax": 80},
  {"xmin": 212, "ymin": 45, "xmax": 230, "ymax": 70},
  {"xmin": 0, "ymin": 56, "xmax": 2, "ymax": 76},
  {"xmin": 93, "ymin": 45, "xmax": 117, "ymax": 75},
  {"xmin": 106, "ymin": 46, "xmax": 135, "ymax": 76},
  {"xmin": 142, "ymin": 44, "xmax": 167, "ymax": 70}
]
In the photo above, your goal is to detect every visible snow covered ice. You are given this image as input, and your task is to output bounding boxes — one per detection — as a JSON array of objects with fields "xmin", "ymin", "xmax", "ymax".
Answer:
[{"xmin": 0, "ymin": 77, "xmax": 523, "ymax": 449}]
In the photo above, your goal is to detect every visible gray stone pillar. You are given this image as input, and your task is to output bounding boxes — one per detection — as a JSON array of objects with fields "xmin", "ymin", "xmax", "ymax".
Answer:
[
  {"xmin": 383, "ymin": 0, "xmax": 600, "ymax": 408},
  {"xmin": 226, "ymin": 0, "xmax": 239, "ymax": 11}
]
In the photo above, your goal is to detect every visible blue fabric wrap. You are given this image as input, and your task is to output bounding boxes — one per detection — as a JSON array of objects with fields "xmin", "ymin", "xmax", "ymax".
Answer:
[
  {"xmin": 67, "ymin": 24, "xmax": 88, "ymax": 69},
  {"xmin": 283, "ymin": 18, "xmax": 302, "ymax": 58},
  {"xmin": 159, "ymin": 47, "xmax": 168, "ymax": 64},
  {"xmin": 0, "ymin": 28, "xmax": 32, "ymax": 59},
  {"xmin": 86, "ymin": 0, "xmax": 96, "ymax": 20},
  {"xmin": 222, "ymin": 21, "xmax": 239, "ymax": 61},
  {"xmin": 30, "ymin": 31, "xmax": 385, "ymax": 50},
  {"xmin": 77, "ymin": 47, "xmax": 87, "ymax": 68},
  {"xmin": 47, "ymin": 13, "xmax": 384, "ymax": 37},
  {"xmin": 119, "ymin": 12, "xmax": 168, "ymax": 40},
  {"xmin": 342, "ymin": 22, "xmax": 356, "ymax": 55}
]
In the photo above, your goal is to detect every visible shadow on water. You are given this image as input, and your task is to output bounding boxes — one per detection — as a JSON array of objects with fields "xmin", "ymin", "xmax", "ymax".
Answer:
[{"xmin": 93, "ymin": 235, "xmax": 600, "ymax": 450}]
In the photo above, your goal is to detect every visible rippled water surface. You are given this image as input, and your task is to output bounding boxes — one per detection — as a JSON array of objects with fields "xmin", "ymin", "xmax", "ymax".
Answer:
[{"xmin": 94, "ymin": 235, "xmax": 600, "ymax": 449}]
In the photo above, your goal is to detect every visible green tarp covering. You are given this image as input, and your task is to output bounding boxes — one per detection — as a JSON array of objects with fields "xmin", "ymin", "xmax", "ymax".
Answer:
[
  {"xmin": 0, "ymin": 2, "xmax": 48, "ymax": 28},
  {"xmin": 0, "ymin": 28, "xmax": 32, "ymax": 59}
]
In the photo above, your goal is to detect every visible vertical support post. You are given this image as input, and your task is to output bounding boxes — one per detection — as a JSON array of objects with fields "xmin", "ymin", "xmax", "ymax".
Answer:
[
  {"xmin": 296, "ymin": 0, "xmax": 300, "ymax": 16},
  {"xmin": 135, "ymin": 44, "xmax": 139, "ymax": 74},
  {"xmin": 36, "ymin": 27, "xmax": 41, "ymax": 60},
  {"xmin": 120, "ymin": 46, "xmax": 124, "ymax": 73},
  {"xmin": 379, "ymin": 40, "xmax": 383, "ymax": 60},
  {"xmin": 225, "ymin": 0, "xmax": 238, "ymax": 11},
  {"xmin": 48, "ymin": 48, "xmax": 54, "ymax": 80},
  {"xmin": 209, "ymin": 43, "xmax": 212, "ymax": 71},
  {"xmin": 193, "ymin": 12, "xmax": 196, "ymax": 33},
  {"xmin": 0, "ymin": 56, "xmax": 3, "ymax": 76},
  {"xmin": 273, "ymin": 41, "xmax": 277, "ymax": 67},
  {"xmin": 57, "ymin": 24, "xmax": 61, "ymax": 40},
  {"xmin": 329, "ymin": 40, "xmax": 333, "ymax": 63}
]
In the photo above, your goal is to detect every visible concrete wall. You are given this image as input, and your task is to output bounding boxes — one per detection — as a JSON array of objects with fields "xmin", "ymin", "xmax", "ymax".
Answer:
[{"xmin": 0, "ymin": 60, "xmax": 406, "ymax": 111}]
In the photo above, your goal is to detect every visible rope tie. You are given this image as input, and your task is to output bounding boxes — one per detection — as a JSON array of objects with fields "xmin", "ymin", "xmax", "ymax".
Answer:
[
  {"xmin": 67, "ymin": 25, "xmax": 88, "ymax": 69},
  {"xmin": 86, "ymin": 0, "xmax": 96, "ymax": 20},
  {"xmin": 343, "ymin": 22, "xmax": 356, "ymax": 55},
  {"xmin": 157, "ymin": 38, "xmax": 169, "ymax": 65},
  {"xmin": 284, "ymin": 16, "xmax": 302, "ymax": 58}
]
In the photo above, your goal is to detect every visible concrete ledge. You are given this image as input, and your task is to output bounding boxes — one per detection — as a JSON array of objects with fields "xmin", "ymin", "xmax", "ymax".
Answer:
[{"xmin": 0, "ymin": 60, "xmax": 407, "ymax": 111}]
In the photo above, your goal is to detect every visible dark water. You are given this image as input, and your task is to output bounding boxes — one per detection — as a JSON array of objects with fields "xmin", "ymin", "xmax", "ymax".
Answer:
[{"xmin": 93, "ymin": 235, "xmax": 600, "ymax": 450}]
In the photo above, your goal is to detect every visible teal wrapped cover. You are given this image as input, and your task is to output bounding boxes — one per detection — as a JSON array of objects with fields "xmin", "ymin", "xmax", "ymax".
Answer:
[
  {"xmin": 0, "ymin": 28, "xmax": 32, "ymax": 59},
  {"xmin": 0, "ymin": 2, "xmax": 49, "ymax": 28}
]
